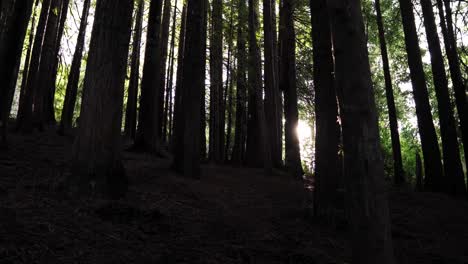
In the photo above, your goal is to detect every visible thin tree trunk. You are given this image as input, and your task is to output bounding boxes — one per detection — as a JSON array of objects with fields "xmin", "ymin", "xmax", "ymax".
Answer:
[
  {"xmin": 171, "ymin": 1, "xmax": 187, "ymax": 153},
  {"xmin": 224, "ymin": 3, "xmax": 235, "ymax": 161},
  {"xmin": 34, "ymin": 0, "xmax": 62, "ymax": 130},
  {"xmin": 328, "ymin": 0, "xmax": 395, "ymax": 262},
  {"xmin": 0, "ymin": 0, "xmax": 34, "ymax": 145},
  {"xmin": 209, "ymin": 0, "xmax": 224, "ymax": 163},
  {"xmin": 46, "ymin": 0, "xmax": 70, "ymax": 126},
  {"xmin": 70, "ymin": 0, "xmax": 133, "ymax": 199},
  {"xmin": 17, "ymin": 0, "xmax": 40, "ymax": 129},
  {"xmin": 416, "ymin": 152, "xmax": 423, "ymax": 191},
  {"xmin": 310, "ymin": 0, "xmax": 341, "ymax": 218},
  {"xmin": 16, "ymin": 0, "xmax": 51, "ymax": 132},
  {"xmin": 375, "ymin": 0, "xmax": 405, "ymax": 186},
  {"xmin": 162, "ymin": 0, "xmax": 177, "ymax": 142},
  {"xmin": 232, "ymin": 0, "xmax": 248, "ymax": 165},
  {"xmin": 136, "ymin": 0, "xmax": 163, "ymax": 152},
  {"xmin": 397, "ymin": 0, "xmax": 444, "ymax": 192},
  {"xmin": 157, "ymin": 0, "xmax": 171, "ymax": 137},
  {"xmin": 60, "ymin": 0, "xmax": 91, "ymax": 134},
  {"xmin": 280, "ymin": 0, "xmax": 302, "ymax": 178},
  {"xmin": 263, "ymin": 0, "xmax": 282, "ymax": 168},
  {"xmin": 124, "ymin": 0, "xmax": 144, "ymax": 140}
]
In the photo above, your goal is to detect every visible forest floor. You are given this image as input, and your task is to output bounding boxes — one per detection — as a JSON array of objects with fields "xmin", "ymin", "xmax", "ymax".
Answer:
[{"xmin": 1, "ymin": 130, "xmax": 468, "ymax": 264}]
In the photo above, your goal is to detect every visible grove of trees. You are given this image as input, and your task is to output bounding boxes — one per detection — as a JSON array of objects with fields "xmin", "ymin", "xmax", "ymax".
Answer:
[{"xmin": 1, "ymin": 0, "xmax": 467, "ymax": 262}]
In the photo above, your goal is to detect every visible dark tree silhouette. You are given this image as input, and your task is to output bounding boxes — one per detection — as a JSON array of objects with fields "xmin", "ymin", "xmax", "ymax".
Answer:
[{"xmin": 70, "ymin": 0, "xmax": 134, "ymax": 199}]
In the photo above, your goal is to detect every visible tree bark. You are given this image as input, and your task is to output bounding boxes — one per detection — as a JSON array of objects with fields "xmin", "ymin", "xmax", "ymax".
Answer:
[
  {"xmin": 208, "ymin": 0, "xmax": 225, "ymax": 163},
  {"xmin": 70, "ymin": 0, "xmax": 133, "ymax": 199},
  {"xmin": 246, "ymin": 0, "xmax": 272, "ymax": 172},
  {"xmin": 0, "ymin": 0, "xmax": 34, "ymax": 145},
  {"xmin": 397, "ymin": 0, "xmax": 444, "ymax": 192},
  {"xmin": 232, "ymin": 0, "xmax": 248, "ymax": 165},
  {"xmin": 59, "ymin": 0, "xmax": 91, "ymax": 134},
  {"xmin": 124, "ymin": 0, "xmax": 144, "ymax": 140},
  {"xmin": 263, "ymin": 0, "xmax": 282, "ymax": 168},
  {"xmin": 162, "ymin": 0, "xmax": 177, "ymax": 142},
  {"xmin": 157, "ymin": 0, "xmax": 171, "ymax": 137},
  {"xmin": 328, "ymin": 0, "xmax": 395, "ymax": 262},
  {"xmin": 172, "ymin": 0, "xmax": 206, "ymax": 178},
  {"xmin": 375, "ymin": 0, "xmax": 405, "ymax": 186},
  {"xmin": 16, "ymin": 0, "xmax": 51, "ymax": 132},
  {"xmin": 310, "ymin": 0, "xmax": 341, "ymax": 218},
  {"xmin": 280, "ymin": 0, "xmax": 302, "ymax": 178},
  {"xmin": 136, "ymin": 0, "xmax": 163, "ymax": 152}
]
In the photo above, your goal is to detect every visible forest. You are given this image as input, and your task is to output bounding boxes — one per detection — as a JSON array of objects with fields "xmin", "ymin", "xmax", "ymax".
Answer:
[{"xmin": 0, "ymin": 0, "xmax": 467, "ymax": 263}]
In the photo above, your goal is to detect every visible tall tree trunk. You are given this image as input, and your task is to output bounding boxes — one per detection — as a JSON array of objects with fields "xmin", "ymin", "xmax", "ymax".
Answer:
[
  {"xmin": 136, "ymin": 0, "xmax": 163, "ymax": 152},
  {"xmin": 232, "ymin": 0, "xmax": 248, "ymax": 165},
  {"xmin": 124, "ymin": 0, "xmax": 144, "ymax": 140},
  {"xmin": 0, "ymin": 0, "xmax": 34, "ymax": 146},
  {"xmin": 397, "ymin": 0, "xmax": 444, "ymax": 192},
  {"xmin": 171, "ymin": 1, "xmax": 187, "ymax": 152},
  {"xmin": 157, "ymin": 0, "xmax": 171, "ymax": 137},
  {"xmin": 279, "ymin": 0, "xmax": 302, "ymax": 178},
  {"xmin": 420, "ymin": 0, "xmax": 466, "ymax": 195},
  {"xmin": 162, "ymin": 0, "xmax": 177, "ymax": 142},
  {"xmin": 246, "ymin": 0, "xmax": 272, "ymax": 172},
  {"xmin": 46, "ymin": 0, "xmax": 70, "ymax": 126},
  {"xmin": 208, "ymin": 0, "xmax": 224, "ymax": 163},
  {"xmin": 310, "ymin": 0, "xmax": 341, "ymax": 218},
  {"xmin": 375, "ymin": 0, "xmax": 405, "ymax": 186},
  {"xmin": 200, "ymin": 0, "xmax": 209, "ymax": 161},
  {"xmin": 59, "ymin": 0, "xmax": 91, "ymax": 134},
  {"xmin": 172, "ymin": 0, "xmax": 206, "ymax": 178},
  {"xmin": 70, "ymin": 0, "xmax": 133, "ymax": 199},
  {"xmin": 328, "ymin": 0, "xmax": 395, "ymax": 262},
  {"xmin": 16, "ymin": 0, "xmax": 51, "ymax": 132},
  {"xmin": 436, "ymin": 0, "xmax": 468, "ymax": 173},
  {"xmin": 224, "ymin": 3, "xmax": 235, "ymax": 161},
  {"xmin": 263, "ymin": 0, "xmax": 282, "ymax": 168},
  {"xmin": 34, "ymin": 0, "xmax": 62, "ymax": 130}
]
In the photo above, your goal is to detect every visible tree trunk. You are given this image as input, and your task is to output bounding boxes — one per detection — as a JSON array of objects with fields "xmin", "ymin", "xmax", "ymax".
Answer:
[
  {"xmin": 328, "ymin": 0, "xmax": 395, "ymax": 262},
  {"xmin": 397, "ymin": 0, "xmax": 444, "ymax": 192},
  {"xmin": 162, "ymin": 0, "xmax": 177, "ymax": 142},
  {"xmin": 34, "ymin": 0, "xmax": 62, "ymax": 130},
  {"xmin": 310, "ymin": 0, "xmax": 341, "ymax": 218},
  {"xmin": 0, "ymin": 0, "xmax": 34, "ymax": 145},
  {"xmin": 44, "ymin": 0, "xmax": 69, "ymax": 127},
  {"xmin": 416, "ymin": 152, "xmax": 423, "ymax": 191},
  {"xmin": 224, "ymin": 4, "xmax": 235, "ymax": 161},
  {"xmin": 375, "ymin": 0, "xmax": 405, "ymax": 186},
  {"xmin": 124, "ymin": 0, "xmax": 144, "ymax": 140},
  {"xmin": 280, "ymin": 0, "xmax": 302, "ymax": 178},
  {"xmin": 208, "ymin": 0, "xmax": 224, "ymax": 163},
  {"xmin": 436, "ymin": 0, "xmax": 468, "ymax": 175},
  {"xmin": 231, "ymin": 0, "xmax": 248, "ymax": 165},
  {"xmin": 420, "ymin": 0, "xmax": 466, "ymax": 196},
  {"xmin": 59, "ymin": 0, "xmax": 91, "ymax": 134},
  {"xmin": 171, "ymin": 1, "xmax": 187, "ymax": 153},
  {"xmin": 157, "ymin": 0, "xmax": 171, "ymax": 137},
  {"xmin": 246, "ymin": 0, "xmax": 272, "ymax": 172},
  {"xmin": 16, "ymin": 0, "xmax": 51, "ymax": 132},
  {"xmin": 70, "ymin": 0, "xmax": 133, "ymax": 199},
  {"xmin": 172, "ymin": 0, "xmax": 206, "ymax": 178},
  {"xmin": 136, "ymin": 0, "xmax": 163, "ymax": 152},
  {"xmin": 263, "ymin": 0, "xmax": 282, "ymax": 168}
]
